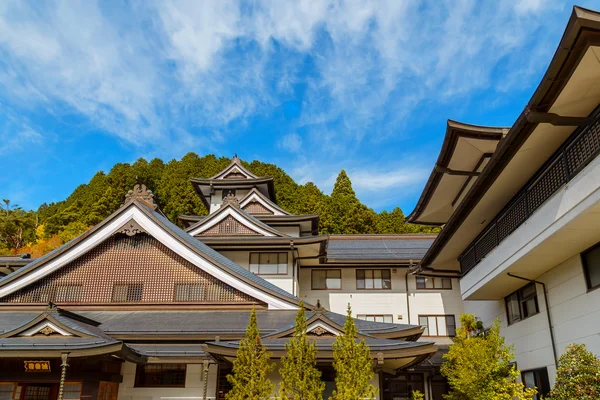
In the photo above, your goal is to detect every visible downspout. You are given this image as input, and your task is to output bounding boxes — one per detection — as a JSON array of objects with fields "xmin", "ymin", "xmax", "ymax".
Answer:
[
  {"xmin": 405, "ymin": 260, "xmax": 412, "ymax": 325},
  {"xmin": 507, "ymin": 273, "xmax": 559, "ymax": 367}
]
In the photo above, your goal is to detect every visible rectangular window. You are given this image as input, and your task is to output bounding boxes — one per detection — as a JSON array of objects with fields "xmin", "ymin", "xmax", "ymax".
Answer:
[
  {"xmin": 356, "ymin": 269, "xmax": 391, "ymax": 290},
  {"xmin": 249, "ymin": 252, "xmax": 288, "ymax": 275},
  {"xmin": 0, "ymin": 383, "xmax": 15, "ymax": 400},
  {"xmin": 357, "ymin": 314, "xmax": 393, "ymax": 323},
  {"xmin": 311, "ymin": 269, "xmax": 341, "ymax": 290},
  {"xmin": 62, "ymin": 383, "xmax": 82, "ymax": 400},
  {"xmin": 54, "ymin": 285, "xmax": 83, "ymax": 302},
  {"xmin": 505, "ymin": 282, "xmax": 539, "ymax": 325},
  {"xmin": 582, "ymin": 242, "xmax": 600, "ymax": 290},
  {"xmin": 135, "ymin": 364, "xmax": 187, "ymax": 387},
  {"xmin": 112, "ymin": 283, "xmax": 143, "ymax": 303},
  {"xmin": 419, "ymin": 315, "xmax": 456, "ymax": 337},
  {"xmin": 174, "ymin": 284, "xmax": 205, "ymax": 302},
  {"xmin": 415, "ymin": 276, "xmax": 452, "ymax": 290},
  {"xmin": 522, "ymin": 368, "xmax": 550, "ymax": 400}
]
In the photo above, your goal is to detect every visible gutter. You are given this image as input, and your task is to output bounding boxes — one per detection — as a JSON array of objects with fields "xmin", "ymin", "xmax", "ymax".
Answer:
[{"xmin": 507, "ymin": 273, "xmax": 559, "ymax": 367}]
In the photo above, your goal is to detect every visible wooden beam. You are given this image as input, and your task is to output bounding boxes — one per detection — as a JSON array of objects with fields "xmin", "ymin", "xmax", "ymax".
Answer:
[
  {"xmin": 435, "ymin": 165, "xmax": 480, "ymax": 177},
  {"xmin": 525, "ymin": 110, "xmax": 588, "ymax": 126}
]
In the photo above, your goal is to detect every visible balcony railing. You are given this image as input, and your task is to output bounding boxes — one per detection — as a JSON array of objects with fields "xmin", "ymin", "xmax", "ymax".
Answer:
[{"xmin": 459, "ymin": 109, "xmax": 600, "ymax": 275}]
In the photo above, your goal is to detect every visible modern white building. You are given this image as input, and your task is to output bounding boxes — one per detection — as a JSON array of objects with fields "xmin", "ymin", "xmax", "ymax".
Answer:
[{"xmin": 408, "ymin": 6, "xmax": 600, "ymax": 398}]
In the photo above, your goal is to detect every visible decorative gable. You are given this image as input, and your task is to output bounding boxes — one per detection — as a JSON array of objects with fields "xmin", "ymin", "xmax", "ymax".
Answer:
[
  {"xmin": 223, "ymin": 167, "xmax": 248, "ymax": 179},
  {"xmin": 238, "ymin": 189, "xmax": 289, "ymax": 216},
  {"xmin": 242, "ymin": 201, "xmax": 274, "ymax": 215},
  {"xmin": 1, "ymin": 233, "xmax": 261, "ymax": 306},
  {"xmin": 188, "ymin": 205, "xmax": 285, "ymax": 238},
  {"xmin": 197, "ymin": 215, "xmax": 263, "ymax": 236}
]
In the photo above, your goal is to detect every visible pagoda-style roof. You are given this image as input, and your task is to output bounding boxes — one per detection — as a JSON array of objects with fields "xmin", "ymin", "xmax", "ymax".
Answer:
[
  {"xmin": 407, "ymin": 120, "xmax": 507, "ymax": 225},
  {"xmin": 186, "ymin": 202, "xmax": 289, "ymax": 238},
  {"xmin": 190, "ymin": 157, "xmax": 277, "ymax": 209},
  {"xmin": 180, "ymin": 213, "xmax": 320, "ymax": 235}
]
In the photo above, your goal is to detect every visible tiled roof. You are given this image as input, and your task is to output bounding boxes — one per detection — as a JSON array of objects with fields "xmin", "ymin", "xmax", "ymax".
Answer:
[{"xmin": 327, "ymin": 235, "xmax": 436, "ymax": 261}]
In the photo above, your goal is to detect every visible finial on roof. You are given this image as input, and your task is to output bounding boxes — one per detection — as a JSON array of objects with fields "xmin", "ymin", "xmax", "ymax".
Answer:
[
  {"xmin": 232, "ymin": 154, "xmax": 240, "ymax": 163},
  {"xmin": 221, "ymin": 191, "xmax": 240, "ymax": 208},
  {"xmin": 314, "ymin": 299, "xmax": 325, "ymax": 312},
  {"xmin": 125, "ymin": 183, "xmax": 158, "ymax": 210},
  {"xmin": 46, "ymin": 302, "xmax": 58, "ymax": 313}
]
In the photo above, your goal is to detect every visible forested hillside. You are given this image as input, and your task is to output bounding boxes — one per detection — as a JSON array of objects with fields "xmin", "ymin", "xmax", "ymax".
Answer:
[{"xmin": 0, "ymin": 153, "xmax": 438, "ymax": 257}]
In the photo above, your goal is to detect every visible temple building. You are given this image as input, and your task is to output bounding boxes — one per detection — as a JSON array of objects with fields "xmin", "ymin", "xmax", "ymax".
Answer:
[
  {"xmin": 408, "ymin": 5, "xmax": 600, "ymax": 399},
  {"xmin": 0, "ymin": 155, "xmax": 463, "ymax": 400}
]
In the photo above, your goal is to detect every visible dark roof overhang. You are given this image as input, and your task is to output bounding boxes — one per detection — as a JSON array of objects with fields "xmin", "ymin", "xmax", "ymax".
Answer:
[
  {"xmin": 420, "ymin": 5, "xmax": 600, "ymax": 269},
  {"xmin": 406, "ymin": 121, "xmax": 507, "ymax": 225}
]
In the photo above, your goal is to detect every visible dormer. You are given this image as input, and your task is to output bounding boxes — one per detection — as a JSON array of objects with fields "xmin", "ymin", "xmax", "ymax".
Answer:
[{"xmin": 190, "ymin": 156, "xmax": 277, "ymax": 214}]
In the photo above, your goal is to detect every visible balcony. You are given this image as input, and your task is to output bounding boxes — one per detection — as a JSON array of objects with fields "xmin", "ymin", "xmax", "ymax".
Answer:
[{"xmin": 459, "ymin": 109, "xmax": 600, "ymax": 277}]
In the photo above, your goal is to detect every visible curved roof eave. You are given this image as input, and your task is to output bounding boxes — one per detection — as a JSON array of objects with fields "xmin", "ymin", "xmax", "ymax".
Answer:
[
  {"xmin": 419, "ymin": 5, "xmax": 600, "ymax": 268},
  {"xmin": 406, "ymin": 120, "xmax": 507, "ymax": 225}
]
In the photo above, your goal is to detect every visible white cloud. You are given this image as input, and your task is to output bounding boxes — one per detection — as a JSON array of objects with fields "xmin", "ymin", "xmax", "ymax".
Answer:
[
  {"xmin": 278, "ymin": 132, "xmax": 303, "ymax": 153},
  {"xmin": 0, "ymin": 0, "xmax": 585, "ymax": 209}
]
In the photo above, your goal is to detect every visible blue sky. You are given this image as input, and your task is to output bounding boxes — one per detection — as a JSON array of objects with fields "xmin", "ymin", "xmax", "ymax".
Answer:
[{"xmin": 0, "ymin": 0, "xmax": 595, "ymax": 213}]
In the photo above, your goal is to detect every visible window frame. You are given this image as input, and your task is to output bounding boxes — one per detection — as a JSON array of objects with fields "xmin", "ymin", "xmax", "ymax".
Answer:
[
  {"xmin": 311, "ymin": 269, "xmax": 342, "ymax": 290},
  {"xmin": 111, "ymin": 283, "xmax": 144, "ymax": 303},
  {"xmin": 249, "ymin": 252, "xmax": 288, "ymax": 275},
  {"xmin": 415, "ymin": 276, "xmax": 452, "ymax": 290},
  {"xmin": 582, "ymin": 241, "xmax": 600, "ymax": 291},
  {"xmin": 521, "ymin": 367, "xmax": 550, "ymax": 399},
  {"xmin": 174, "ymin": 283, "xmax": 206, "ymax": 302},
  {"xmin": 356, "ymin": 269, "xmax": 392, "ymax": 290},
  {"xmin": 505, "ymin": 282, "xmax": 539, "ymax": 325},
  {"xmin": 357, "ymin": 314, "xmax": 394, "ymax": 323},
  {"xmin": 134, "ymin": 363, "xmax": 187, "ymax": 388},
  {"xmin": 418, "ymin": 314, "xmax": 456, "ymax": 337}
]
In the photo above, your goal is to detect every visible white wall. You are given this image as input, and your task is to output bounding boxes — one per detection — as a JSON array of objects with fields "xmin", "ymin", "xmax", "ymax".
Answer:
[
  {"xmin": 210, "ymin": 189, "xmax": 251, "ymax": 213},
  {"xmin": 464, "ymin": 252, "xmax": 600, "ymax": 386},
  {"xmin": 219, "ymin": 250, "xmax": 295, "ymax": 295},
  {"xmin": 118, "ymin": 362, "xmax": 218, "ymax": 400},
  {"xmin": 298, "ymin": 268, "xmax": 464, "ymax": 343}
]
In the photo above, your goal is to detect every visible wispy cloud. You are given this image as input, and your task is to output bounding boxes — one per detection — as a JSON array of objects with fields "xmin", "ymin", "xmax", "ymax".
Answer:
[{"xmin": 0, "ymin": 0, "xmax": 591, "ymax": 211}]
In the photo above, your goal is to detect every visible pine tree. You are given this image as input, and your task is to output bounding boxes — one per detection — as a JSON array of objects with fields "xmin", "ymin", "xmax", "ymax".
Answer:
[
  {"xmin": 226, "ymin": 308, "xmax": 275, "ymax": 400},
  {"xmin": 330, "ymin": 304, "xmax": 377, "ymax": 400},
  {"xmin": 441, "ymin": 314, "xmax": 538, "ymax": 400},
  {"xmin": 279, "ymin": 302, "xmax": 325, "ymax": 400}
]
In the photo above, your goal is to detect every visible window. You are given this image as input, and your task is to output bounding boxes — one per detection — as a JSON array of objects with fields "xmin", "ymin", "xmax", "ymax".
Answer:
[
  {"xmin": 582, "ymin": 242, "xmax": 600, "ymax": 290},
  {"xmin": 505, "ymin": 283, "xmax": 539, "ymax": 325},
  {"xmin": 522, "ymin": 368, "xmax": 550, "ymax": 400},
  {"xmin": 175, "ymin": 284, "xmax": 205, "ymax": 302},
  {"xmin": 419, "ymin": 315, "xmax": 456, "ymax": 337},
  {"xmin": 222, "ymin": 189, "xmax": 236, "ymax": 199},
  {"xmin": 54, "ymin": 285, "xmax": 83, "ymax": 302},
  {"xmin": 0, "ymin": 383, "xmax": 15, "ymax": 400},
  {"xmin": 357, "ymin": 314, "xmax": 393, "ymax": 323},
  {"xmin": 135, "ymin": 364, "xmax": 186, "ymax": 387},
  {"xmin": 62, "ymin": 383, "xmax": 82, "ymax": 400},
  {"xmin": 112, "ymin": 283, "xmax": 143, "ymax": 302},
  {"xmin": 311, "ymin": 269, "xmax": 341, "ymax": 290},
  {"xmin": 249, "ymin": 253, "xmax": 288, "ymax": 275},
  {"xmin": 415, "ymin": 276, "xmax": 452, "ymax": 290},
  {"xmin": 356, "ymin": 269, "xmax": 391, "ymax": 290}
]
